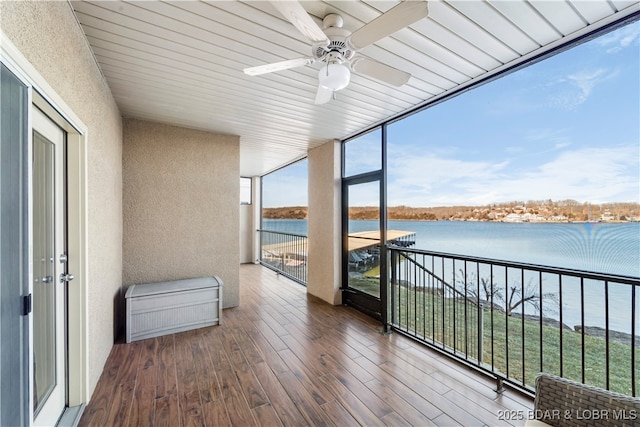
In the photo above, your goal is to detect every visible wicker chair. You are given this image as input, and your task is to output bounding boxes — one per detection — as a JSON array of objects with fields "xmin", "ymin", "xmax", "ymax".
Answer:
[{"xmin": 527, "ymin": 373, "xmax": 640, "ymax": 427}]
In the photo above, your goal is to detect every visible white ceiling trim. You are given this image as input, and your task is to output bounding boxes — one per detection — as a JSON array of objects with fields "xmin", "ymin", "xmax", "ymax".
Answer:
[{"xmin": 70, "ymin": 0, "xmax": 640, "ymax": 176}]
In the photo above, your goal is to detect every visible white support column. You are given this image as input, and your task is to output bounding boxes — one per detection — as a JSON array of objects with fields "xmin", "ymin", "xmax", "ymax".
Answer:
[
  {"xmin": 307, "ymin": 139, "xmax": 342, "ymax": 305},
  {"xmin": 252, "ymin": 176, "xmax": 262, "ymax": 264}
]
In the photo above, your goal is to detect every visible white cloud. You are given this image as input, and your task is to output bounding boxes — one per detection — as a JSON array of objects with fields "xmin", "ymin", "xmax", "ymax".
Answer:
[
  {"xmin": 387, "ymin": 146, "xmax": 510, "ymax": 206},
  {"xmin": 596, "ymin": 24, "xmax": 640, "ymax": 53},
  {"xmin": 516, "ymin": 145, "xmax": 640, "ymax": 203},
  {"xmin": 547, "ymin": 68, "xmax": 616, "ymax": 110},
  {"xmin": 387, "ymin": 144, "xmax": 639, "ymax": 207},
  {"xmin": 524, "ymin": 127, "xmax": 572, "ymax": 149},
  {"xmin": 554, "ymin": 142, "xmax": 571, "ymax": 150},
  {"xmin": 567, "ymin": 69, "xmax": 606, "ymax": 102},
  {"xmin": 344, "ymin": 146, "xmax": 381, "ymax": 175}
]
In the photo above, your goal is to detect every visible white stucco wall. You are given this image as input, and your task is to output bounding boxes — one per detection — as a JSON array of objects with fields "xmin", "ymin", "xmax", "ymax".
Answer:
[
  {"xmin": 240, "ymin": 203, "xmax": 253, "ymax": 263},
  {"xmin": 307, "ymin": 139, "xmax": 342, "ymax": 304},
  {"xmin": 1, "ymin": 1, "xmax": 123, "ymax": 394},
  {"xmin": 122, "ymin": 119, "xmax": 240, "ymax": 308}
]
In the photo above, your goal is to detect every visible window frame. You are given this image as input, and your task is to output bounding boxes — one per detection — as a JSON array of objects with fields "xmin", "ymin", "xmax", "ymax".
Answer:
[{"xmin": 240, "ymin": 176, "xmax": 252, "ymax": 205}]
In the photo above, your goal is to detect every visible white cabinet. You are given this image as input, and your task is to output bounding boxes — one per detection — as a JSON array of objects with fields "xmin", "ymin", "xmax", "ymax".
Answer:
[{"xmin": 125, "ymin": 276, "xmax": 222, "ymax": 343}]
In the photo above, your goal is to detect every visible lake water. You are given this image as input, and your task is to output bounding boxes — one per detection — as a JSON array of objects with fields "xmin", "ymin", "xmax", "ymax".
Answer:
[
  {"xmin": 264, "ymin": 219, "xmax": 639, "ymax": 275},
  {"xmin": 262, "ymin": 219, "xmax": 640, "ymax": 333}
]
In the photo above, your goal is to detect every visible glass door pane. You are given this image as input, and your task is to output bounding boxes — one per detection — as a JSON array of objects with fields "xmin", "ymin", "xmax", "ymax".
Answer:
[
  {"xmin": 32, "ymin": 131, "xmax": 56, "ymax": 415},
  {"xmin": 346, "ymin": 181, "xmax": 381, "ymax": 297},
  {"xmin": 32, "ymin": 106, "xmax": 66, "ymax": 426},
  {"xmin": 1, "ymin": 63, "xmax": 29, "ymax": 427}
]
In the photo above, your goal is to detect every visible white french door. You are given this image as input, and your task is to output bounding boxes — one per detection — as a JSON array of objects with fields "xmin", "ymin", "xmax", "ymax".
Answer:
[{"xmin": 31, "ymin": 106, "xmax": 67, "ymax": 426}]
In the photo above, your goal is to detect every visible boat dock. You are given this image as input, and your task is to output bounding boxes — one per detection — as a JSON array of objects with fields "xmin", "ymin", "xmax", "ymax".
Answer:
[{"xmin": 261, "ymin": 229, "xmax": 416, "ymax": 266}]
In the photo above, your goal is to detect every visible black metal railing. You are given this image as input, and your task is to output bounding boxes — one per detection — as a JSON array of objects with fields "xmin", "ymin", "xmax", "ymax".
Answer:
[
  {"xmin": 258, "ymin": 229, "xmax": 308, "ymax": 285},
  {"xmin": 388, "ymin": 246, "xmax": 639, "ymax": 397}
]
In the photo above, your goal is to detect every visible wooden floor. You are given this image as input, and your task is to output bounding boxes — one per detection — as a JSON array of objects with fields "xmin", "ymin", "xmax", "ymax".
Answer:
[{"xmin": 79, "ymin": 264, "xmax": 533, "ymax": 426}]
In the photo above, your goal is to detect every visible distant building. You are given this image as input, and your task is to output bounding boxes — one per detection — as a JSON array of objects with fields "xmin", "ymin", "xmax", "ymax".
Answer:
[
  {"xmin": 600, "ymin": 211, "xmax": 616, "ymax": 221},
  {"xmin": 503, "ymin": 213, "xmax": 523, "ymax": 222}
]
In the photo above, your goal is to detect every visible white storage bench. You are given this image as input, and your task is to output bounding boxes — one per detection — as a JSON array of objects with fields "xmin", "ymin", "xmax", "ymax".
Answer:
[{"xmin": 125, "ymin": 276, "xmax": 222, "ymax": 343}]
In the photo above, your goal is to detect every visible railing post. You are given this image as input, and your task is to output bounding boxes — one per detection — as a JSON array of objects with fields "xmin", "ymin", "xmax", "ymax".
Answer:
[
  {"xmin": 390, "ymin": 248, "xmax": 397, "ymax": 325},
  {"xmin": 478, "ymin": 302, "xmax": 484, "ymax": 364}
]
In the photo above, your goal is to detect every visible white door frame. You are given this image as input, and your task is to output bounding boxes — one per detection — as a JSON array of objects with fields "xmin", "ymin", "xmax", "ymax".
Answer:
[
  {"xmin": 31, "ymin": 103, "xmax": 67, "ymax": 426},
  {"xmin": 1, "ymin": 32, "xmax": 89, "ymax": 420},
  {"xmin": 32, "ymin": 91, "xmax": 89, "ymax": 409}
]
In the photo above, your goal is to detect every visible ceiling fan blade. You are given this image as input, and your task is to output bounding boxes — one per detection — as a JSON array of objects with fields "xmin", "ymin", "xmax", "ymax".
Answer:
[
  {"xmin": 352, "ymin": 57, "xmax": 411, "ymax": 87},
  {"xmin": 244, "ymin": 57, "xmax": 315, "ymax": 76},
  {"xmin": 349, "ymin": 0, "xmax": 429, "ymax": 50},
  {"xmin": 314, "ymin": 85, "xmax": 334, "ymax": 104},
  {"xmin": 270, "ymin": 0, "xmax": 329, "ymax": 43}
]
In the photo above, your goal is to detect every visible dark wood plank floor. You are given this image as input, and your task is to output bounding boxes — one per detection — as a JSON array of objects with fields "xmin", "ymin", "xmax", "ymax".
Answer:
[{"xmin": 79, "ymin": 264, "xmax": 533, "ymax": 426}]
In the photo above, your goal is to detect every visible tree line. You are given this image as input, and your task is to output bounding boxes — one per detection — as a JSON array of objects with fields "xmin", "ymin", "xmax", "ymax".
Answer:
[{"xmin": 263, "ymin": 200, "xmax": 640, "ymax": 222}]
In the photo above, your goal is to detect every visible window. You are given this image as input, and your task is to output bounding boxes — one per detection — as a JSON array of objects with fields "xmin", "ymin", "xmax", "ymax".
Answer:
[
  {"xmin": 240, "ymin": 177, "xmax": 251, "ymax": 205},
  {"xmin": 261, "ymin": 159, "xmax": 308, "ymax": 232},
  {"xmin": 340, "ymin": 22, "xmax": 639, "ymax": 275},
  {"xmin": 343, "ymin": 128, "xmax": 382, "ymax": 177},
  {"xmin": 385, "ymin": 22, "xmax": 639, "ymax": 274},
  {"xmin": 259, "ymin": 159, "xmax": 308, "ymax": 283}
]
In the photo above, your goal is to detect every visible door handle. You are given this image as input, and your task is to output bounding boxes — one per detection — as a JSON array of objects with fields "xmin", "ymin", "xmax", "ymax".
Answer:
[
  {"xmin": 41, "ymin": 276, "xmax": 53, "ymax": 283},
  {"xmin": 60, "ymin": 273, "xmax": 75, "ymax": 283}
]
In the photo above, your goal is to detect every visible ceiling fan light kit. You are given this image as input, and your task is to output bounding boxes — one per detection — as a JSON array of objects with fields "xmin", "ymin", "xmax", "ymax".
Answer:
[
  {"xmin": 318, "ymin": 62, "xmax": 351, "ymax": 91},
  {"xmin": 243, "ymin": 0, "xmax": 429, "ymax": 105}
]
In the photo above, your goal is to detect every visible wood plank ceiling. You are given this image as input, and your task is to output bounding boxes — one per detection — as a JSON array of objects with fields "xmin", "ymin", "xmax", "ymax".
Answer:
[{"xmin": 71, "ymin": 0, "xmax": 639, "ymax": 176}]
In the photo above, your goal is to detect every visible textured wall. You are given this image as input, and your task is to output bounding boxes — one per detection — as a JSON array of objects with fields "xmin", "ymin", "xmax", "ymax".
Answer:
[
  {"xmin": 123, "ymin": 119, "xmax": 240, "ymax": 308},
  {"xmin": 307, "ymin": 140, "xmax": 342, "ymax": 304},
  {"xmin": 239, "ymin": 204, "xmax": 254, "ymax": 263},
  {"xmin": 1, "ymin": 1, "xmax": 123, "ymax": 394}
]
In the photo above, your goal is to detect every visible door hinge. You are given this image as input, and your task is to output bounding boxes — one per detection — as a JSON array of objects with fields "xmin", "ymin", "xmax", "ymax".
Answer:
[{"xmin": 23, "ymin": 294, "xmax": 32, "ymax": 316}]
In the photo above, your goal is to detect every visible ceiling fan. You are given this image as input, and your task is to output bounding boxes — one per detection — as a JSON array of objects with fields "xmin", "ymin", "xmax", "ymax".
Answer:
[{"xmin": 243, "ymin": 1, "xmax": 429, "ymax": 104}]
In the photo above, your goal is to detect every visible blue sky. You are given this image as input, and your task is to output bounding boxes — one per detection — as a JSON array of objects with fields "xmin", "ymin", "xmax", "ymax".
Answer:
[
  {"xmin": 264, "ymin": 22, "xmax": 639, "ymax": 208},
  {"xmin": 262, "ymin": 159, "xmax": 309, "ymax": 207}
]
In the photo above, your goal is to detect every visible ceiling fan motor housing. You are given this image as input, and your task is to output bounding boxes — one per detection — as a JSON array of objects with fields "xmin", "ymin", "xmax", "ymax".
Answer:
[{"xmin": 313, "ymin": 19, "xmax": 354, "ymax": 65}]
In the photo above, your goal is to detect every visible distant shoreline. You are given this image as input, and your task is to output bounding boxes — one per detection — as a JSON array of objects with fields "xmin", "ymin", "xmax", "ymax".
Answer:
[
  {"xmin": 265, "ymin": 217, "xmax": 638, "ymax": 225},
  {"xmin": 263, "ymin": 202, "xmax": 640, "ymax": 223}
]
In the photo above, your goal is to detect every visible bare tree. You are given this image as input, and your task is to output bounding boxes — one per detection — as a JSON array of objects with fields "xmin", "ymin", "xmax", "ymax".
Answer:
[
  {"xmin": 504, "ymin": 281, "xmax": 559, "ymax": 316},
  {"xmin": 456, "ymin": 269, "xmax": 558, "ymax": 316}
]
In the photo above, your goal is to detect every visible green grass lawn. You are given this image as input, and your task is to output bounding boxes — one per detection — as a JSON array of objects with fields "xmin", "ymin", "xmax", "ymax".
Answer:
[
  {"xmin": 348, "ymin": 275, "xmax": 380, "ymax": 297},
  {"xmin": 392, "ymin": 287, "xmax": 638, "ymax": 395}
]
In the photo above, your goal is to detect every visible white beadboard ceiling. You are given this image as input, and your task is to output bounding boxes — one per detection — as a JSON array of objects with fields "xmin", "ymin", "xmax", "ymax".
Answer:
[{"xmin": 71, "ymin": 0, "xmax": 639, "ymax": 177}]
